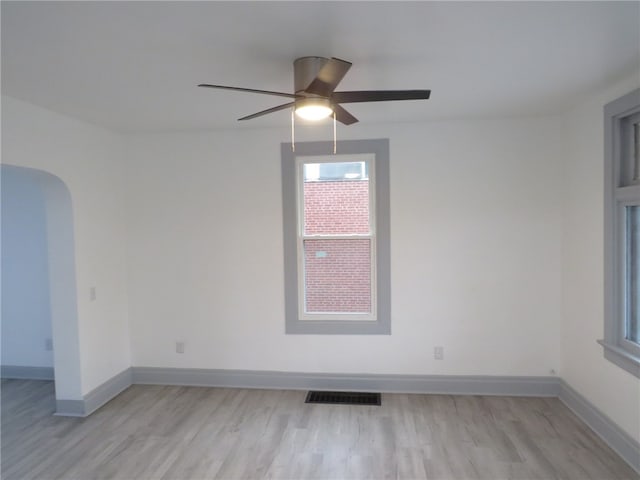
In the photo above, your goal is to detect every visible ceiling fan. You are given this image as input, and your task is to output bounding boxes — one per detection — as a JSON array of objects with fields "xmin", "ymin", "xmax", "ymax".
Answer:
[{"xmin": 198, "ymin": 56, "xmax": 431, "ymax": 125}]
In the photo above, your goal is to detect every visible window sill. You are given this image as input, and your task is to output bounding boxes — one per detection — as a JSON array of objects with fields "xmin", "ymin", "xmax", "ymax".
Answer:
[
  {"xmin": 597, "ymin": 340, "xmax": 640, "ymax": 378},
  {"xmin": 286, "ymin": 319, "xmax": 390, "ymax": 335}
]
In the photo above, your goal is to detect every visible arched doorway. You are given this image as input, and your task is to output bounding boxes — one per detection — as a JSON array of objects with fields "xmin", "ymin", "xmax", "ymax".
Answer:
[{"xmin": 1, "ymin": 165, "xmax": 82, "ymax": 410}]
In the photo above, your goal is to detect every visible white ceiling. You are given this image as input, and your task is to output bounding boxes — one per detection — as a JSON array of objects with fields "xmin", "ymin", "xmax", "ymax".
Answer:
[{"xmin": 2, "ymin": 1, "xmax": 639, "ymax": 133}]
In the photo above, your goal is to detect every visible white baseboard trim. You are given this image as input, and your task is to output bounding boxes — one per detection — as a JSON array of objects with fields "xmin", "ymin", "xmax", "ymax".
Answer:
[
  {"xmin": 131, "ymin": 367, "xmax": 560, "ymax": 396},
  {"xmin": 1, "ymin": 365, "xmax": 54, "ymax": 380},
  {"xmin": 558, "ymin": 379, "xmax": 640, "ymax": 474},
  {"xmin": 55, "ymin": 368, "xmax": 132, "ymax": 417}
]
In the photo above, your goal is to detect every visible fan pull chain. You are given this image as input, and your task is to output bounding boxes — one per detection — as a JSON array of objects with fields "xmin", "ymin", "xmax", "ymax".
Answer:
[
  {"xmin": 333, "ymin": 111, "xmax": 337, "ymax": 155},
  {"xmin": 291, "ymin": 109, "xmax": 295, "ymax": 152},
  {"xmin": 633, "ymin": 122, "xmax": 639, "ymax": 181}
]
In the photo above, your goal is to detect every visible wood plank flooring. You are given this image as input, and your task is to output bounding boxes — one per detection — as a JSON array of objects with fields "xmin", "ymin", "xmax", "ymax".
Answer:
[{"xmin": 1, "ymin": 379, "xmax": 637, "ymax": 479}]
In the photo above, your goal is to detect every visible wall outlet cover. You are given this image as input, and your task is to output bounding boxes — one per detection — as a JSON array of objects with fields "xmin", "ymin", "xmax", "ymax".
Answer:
[{"xmin": 434, "ymin": 346, "xmax": 444, "ymax": 360}]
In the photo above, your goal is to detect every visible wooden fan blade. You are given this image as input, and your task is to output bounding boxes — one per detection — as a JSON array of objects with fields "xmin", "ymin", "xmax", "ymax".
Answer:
[
  {"xmin": 332, "ymin": 90, "xmax": 431, "ymax": 103},
  {"xmin": 238, "ymin": 102, "xmax": 295, "ymax": 121},
  {"xmin": 198, "ymin": 84, "xmax": 301, "ymax": 99},
  {"xmin": 333, "ymin": 104, "xmax": 358, "ymax": 125},
  {"xmin": 304, "ymin": 57, "xmax": 352, "ymax": 97}
]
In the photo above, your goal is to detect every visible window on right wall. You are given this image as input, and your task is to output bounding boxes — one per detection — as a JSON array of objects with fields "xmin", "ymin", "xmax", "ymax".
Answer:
[{"xmin": 601, "ymin": 88, "xmax": 640, "ymax": 378}]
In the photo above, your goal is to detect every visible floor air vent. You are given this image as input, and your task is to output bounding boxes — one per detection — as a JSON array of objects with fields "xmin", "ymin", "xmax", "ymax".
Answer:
[{"xmin": 305, "ymin": 391, "xmax": 381, "ymax": 406}]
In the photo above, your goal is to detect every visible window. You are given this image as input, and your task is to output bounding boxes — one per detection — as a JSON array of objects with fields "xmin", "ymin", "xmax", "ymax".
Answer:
[
  {"xmin": 601, "ymin": 88, "xmax": 640, "ymax": 378},
  {"xmin": 282, "ymin": 139, "xmax": 390, "ymax": 334},
  {"xmin": 301, "ymin": 157, "xmax": 374, "ymax": 319}
]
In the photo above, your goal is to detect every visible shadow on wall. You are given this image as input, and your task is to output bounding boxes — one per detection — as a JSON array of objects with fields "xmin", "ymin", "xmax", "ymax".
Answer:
[{"xmin": 1, "ymin": 164, "xmax": 83, "ymax": 405}]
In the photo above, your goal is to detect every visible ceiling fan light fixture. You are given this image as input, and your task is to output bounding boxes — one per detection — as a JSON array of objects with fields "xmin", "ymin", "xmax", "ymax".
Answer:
[{"xmin": 295, "ymin": 98, "xmax": 333, "ymax": 121}]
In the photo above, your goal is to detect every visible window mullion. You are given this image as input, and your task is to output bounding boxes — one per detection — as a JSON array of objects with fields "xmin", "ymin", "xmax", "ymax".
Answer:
[{"xmin": 301, "ymin": 234, "xmax": 372, "ymax": 240}]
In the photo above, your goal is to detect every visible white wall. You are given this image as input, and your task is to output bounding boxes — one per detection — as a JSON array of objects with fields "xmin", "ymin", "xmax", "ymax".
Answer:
[
  {"xmin": 1, "ymin": 166, "xmax": 54, "ymax": 367},
  {"xmin": 561, "ymin": 75, "xmax": 640, "ymax": 443},
  {"xmin": 124, "ymin": 117, "xmax": 564, "ymax": 376},
  {"xmin": 1, "ymin": 96, "xmax": 131, "ymax": 396}
]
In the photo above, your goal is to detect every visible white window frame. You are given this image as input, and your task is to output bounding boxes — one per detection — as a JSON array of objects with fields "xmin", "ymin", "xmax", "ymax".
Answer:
[
  {"xmin": 282, "ymin": 139, "xmax": 391, "ymax": 335},
  {"xmin": 600, "ymin": 88, "xmax": 640, "ymax": 378},
  {"xmin": 296, "ymin": 154, "xmax": 377, "ymax": 321}
]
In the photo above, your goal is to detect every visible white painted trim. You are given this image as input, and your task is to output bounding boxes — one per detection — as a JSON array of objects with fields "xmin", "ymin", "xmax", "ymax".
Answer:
[
  {"xmin": 558, "ymin": 379, "xmax": 640, "ymax": 474},
  {"xmin": 1, "ymin": 365, "xmax": 54, "ymax": 380}
]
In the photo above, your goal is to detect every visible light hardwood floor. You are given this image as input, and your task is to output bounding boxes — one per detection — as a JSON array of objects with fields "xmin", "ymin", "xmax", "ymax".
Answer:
[{"xmin": 1, "ymin": 379, "xmax": 637, "ymax": 480}]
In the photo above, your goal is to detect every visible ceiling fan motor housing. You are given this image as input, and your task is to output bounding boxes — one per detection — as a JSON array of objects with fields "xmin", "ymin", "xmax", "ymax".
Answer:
[{"xmin": 294, "ymin": 56, "xmax": 330, "ymax": 96}]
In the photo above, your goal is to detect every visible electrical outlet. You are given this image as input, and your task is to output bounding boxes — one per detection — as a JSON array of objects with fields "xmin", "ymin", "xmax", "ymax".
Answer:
[
  {"xmin": 176, "ymin": 341, "xmax": 185, "ymax": 354},
  {"xmin": 90, "ymin": 287, "xmax": 97, "ymax": 301},
  {"xmin": 45, "ymin": 338, "xmax": 53, "ymax": 351},
  {"xmin": 434, "ymin": 346, "xmax": 444, "ymax": 360}
]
